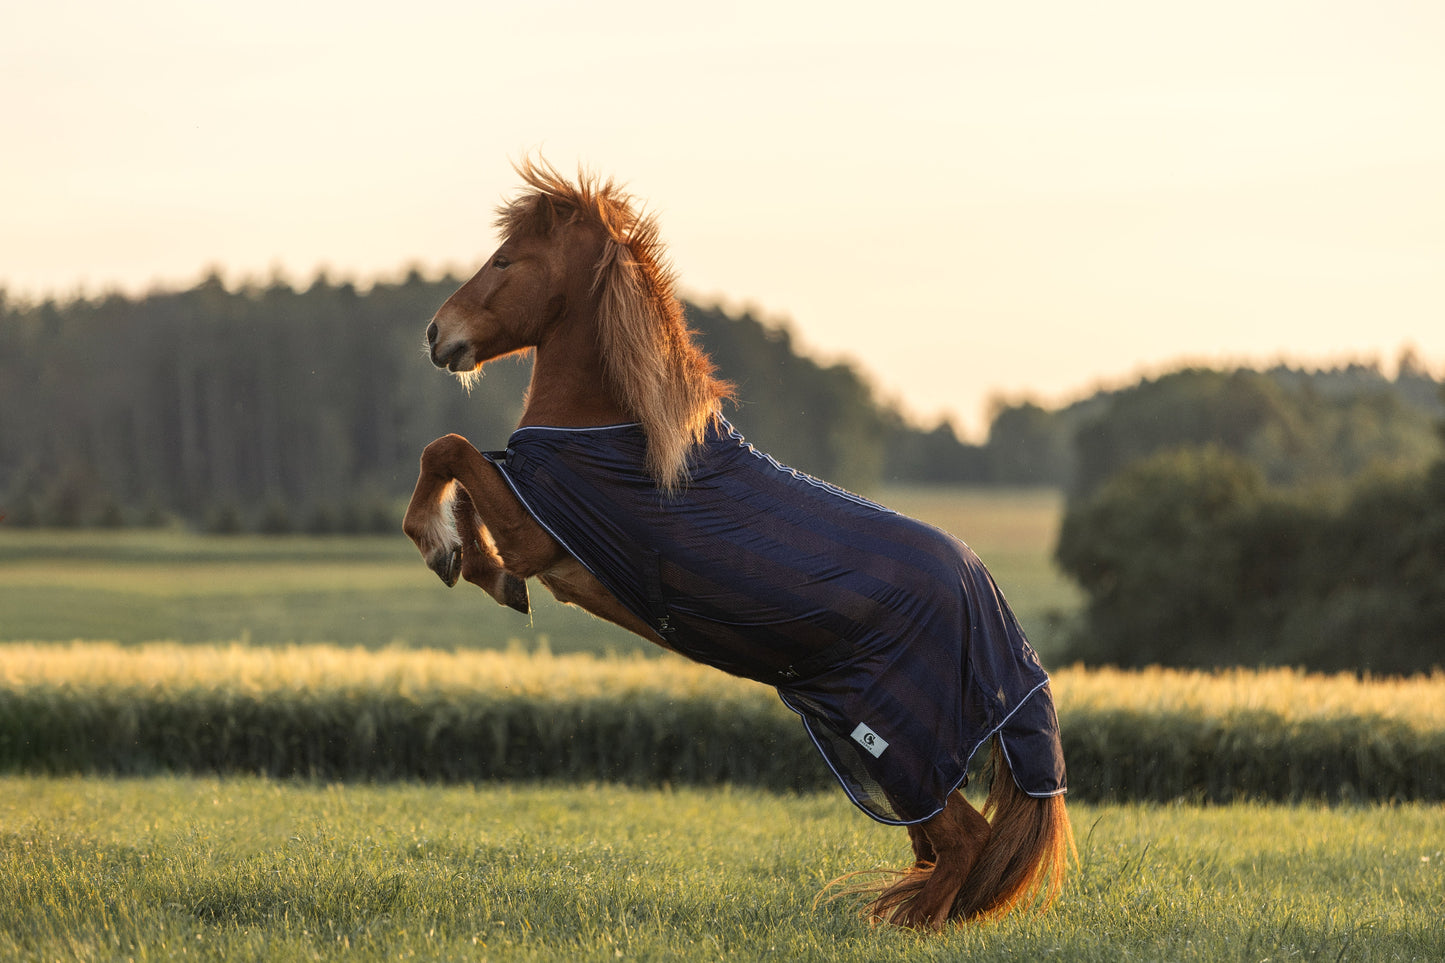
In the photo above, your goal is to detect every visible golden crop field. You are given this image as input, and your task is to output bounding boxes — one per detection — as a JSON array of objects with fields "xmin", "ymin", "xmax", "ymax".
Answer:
[
  {"xmin": 5, "ymin": 641, "xmax": 1442, "ymax": 730},
  {"xmin": 5, "ymin": 642, "xmax": 1442, "ymax": 804}
]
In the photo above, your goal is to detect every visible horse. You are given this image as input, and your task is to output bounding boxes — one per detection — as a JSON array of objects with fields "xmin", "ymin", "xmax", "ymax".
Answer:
[{"xmin": 402, "ymin": 158, "xmax": 1074, "ymax": 929}]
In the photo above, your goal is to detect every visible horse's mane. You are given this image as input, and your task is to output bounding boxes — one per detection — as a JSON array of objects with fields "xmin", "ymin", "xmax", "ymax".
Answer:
[{"xmin": 496, "ymin": 158, "xmax": 733, "ymax": 492}]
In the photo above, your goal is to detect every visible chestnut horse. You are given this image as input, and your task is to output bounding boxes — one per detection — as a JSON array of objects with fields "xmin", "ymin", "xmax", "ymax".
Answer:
[{"xmin": 403, "ymin": 159, "xmax": 1073, "ymax": 929}]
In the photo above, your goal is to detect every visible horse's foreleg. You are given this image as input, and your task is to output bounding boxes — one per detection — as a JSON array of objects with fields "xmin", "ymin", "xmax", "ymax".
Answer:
[
  {"xmin": 450, "ymin": 488, "xmax": 530, "ymax": 613},
  {"xmin": 403, "ymin": 433, "xmax": 555, "ymax": 608},
  {"xmin": 404, "ymin": 433, "xmax": 669, "ymax": 647},
  {"xmin": 403, "ymin": 465, "xmax": 467, "ymax": 585}
]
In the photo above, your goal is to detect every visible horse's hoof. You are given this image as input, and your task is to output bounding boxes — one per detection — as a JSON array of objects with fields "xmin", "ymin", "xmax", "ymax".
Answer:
[
  {"xmin": 502, "ymin": 574, "xmax": 530, "ymax": 614},
  {"xmin": 430, "ymin": 547, "xmax": 462, "ymax": 587}
]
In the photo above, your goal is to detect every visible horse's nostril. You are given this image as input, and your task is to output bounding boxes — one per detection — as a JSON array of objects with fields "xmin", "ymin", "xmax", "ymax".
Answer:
[{"xmin": 426, "ymin": 321, "xmax": 439, "ymax": 346}]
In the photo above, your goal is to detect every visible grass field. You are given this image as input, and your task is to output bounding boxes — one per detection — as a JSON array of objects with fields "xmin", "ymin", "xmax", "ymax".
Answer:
[
  {"xmin": 6, "ymin": 494, "xmax": 1441, "ymax": 960},
  {"xmin": 0, "ymin": 487, "xmax": 1081, "ymax": 659},
  {"xmin": 2, "ymin": 777, "xmax": 1441, "ymax": 962}
]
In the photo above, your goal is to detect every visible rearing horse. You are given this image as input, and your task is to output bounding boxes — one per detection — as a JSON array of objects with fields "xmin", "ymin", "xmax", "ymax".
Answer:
[{"xmin": 403, "ymin": 159, "xmax": 1073, "ymax": 929}]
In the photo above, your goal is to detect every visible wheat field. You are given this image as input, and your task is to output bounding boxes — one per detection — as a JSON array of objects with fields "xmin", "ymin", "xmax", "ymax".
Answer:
[
  {"xmin": 4, "ymin": 641, "xmax": 1442, "ymax": 802},
  {"xmin": 4, "ymin": 641, "xmax": 1442, "ymax": 728}
]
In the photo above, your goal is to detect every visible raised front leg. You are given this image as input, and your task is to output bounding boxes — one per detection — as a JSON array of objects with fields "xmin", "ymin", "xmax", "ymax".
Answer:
[
  {"xmin": 403, "ymin": 433, "xmax": 670, "ymax": 647},
  {"xmin": 402, "ymin": 434, "xmax": 558, "ymax": 608},
  {"xmin": 449, "ymin": 488, "xmax": 530, "ymax": 613}
]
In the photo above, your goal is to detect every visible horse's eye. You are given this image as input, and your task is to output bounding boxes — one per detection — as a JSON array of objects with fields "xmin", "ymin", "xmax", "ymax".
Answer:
[{"xmin": 492, "ymin": 255, "xmax": 511, "ymax": 270}]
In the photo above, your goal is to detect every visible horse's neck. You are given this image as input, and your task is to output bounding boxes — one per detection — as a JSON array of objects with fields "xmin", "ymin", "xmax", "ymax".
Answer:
[{"xmin": 517, "ymin": 314, "xmax": 631, "ymax": 429}]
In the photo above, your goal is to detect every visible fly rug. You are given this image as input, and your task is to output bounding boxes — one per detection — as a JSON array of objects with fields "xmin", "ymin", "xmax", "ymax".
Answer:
[{"xmin": 403, "ymin": 159, "xmax": 1074, "ymax": 930}]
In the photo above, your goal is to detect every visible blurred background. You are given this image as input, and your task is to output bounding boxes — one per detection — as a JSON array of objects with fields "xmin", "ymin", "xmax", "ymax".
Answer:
[{"xmin": 2, "ymin": 0, "xmax": 1443, "ymax": 675}]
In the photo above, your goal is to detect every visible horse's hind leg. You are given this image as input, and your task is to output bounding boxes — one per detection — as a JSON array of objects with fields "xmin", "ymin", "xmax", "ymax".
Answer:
[
  {"xmin": 872, "ymin": 791, "xmax": 990, "ymax": 930},
  {"xmin": 906, "ymin": 822, "xmax": 936, "ymax": 866}
]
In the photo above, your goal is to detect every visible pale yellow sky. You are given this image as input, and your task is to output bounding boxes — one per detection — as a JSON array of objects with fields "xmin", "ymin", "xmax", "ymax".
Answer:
[{"xmin": 3, "ymin": 0, "xmax": 1443, "ymax": 436}]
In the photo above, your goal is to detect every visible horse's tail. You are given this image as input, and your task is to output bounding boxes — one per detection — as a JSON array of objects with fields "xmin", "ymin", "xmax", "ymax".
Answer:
[{"xmin": 950, "ymin": 739, "xmax": 1075, "ymax": 922}]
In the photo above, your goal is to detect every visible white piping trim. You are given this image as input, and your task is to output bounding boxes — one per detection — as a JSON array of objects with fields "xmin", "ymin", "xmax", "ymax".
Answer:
[
  {"xmin": 508, "ymin": 422, "xmax": 641, "ymax": 436},
  {"xmin": 984, "ymin": 678, "xmax": 1068, "ymax": 799},
  {"xmin": 721, "ymin": 420, "xmax": 896, "ymax": 515},
  {"xmin": 777, "ymin": 694, "xmax": 925, "ymax": 826}
]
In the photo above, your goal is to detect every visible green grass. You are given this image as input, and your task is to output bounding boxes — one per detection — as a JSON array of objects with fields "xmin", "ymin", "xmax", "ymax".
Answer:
[
  {"xmin": 0, "ymin": 529, "xmax": 647, "ymax": 654},
  {"xmin": 0, "ymin": 487, "xmax": 1080, "ymax": 660},
  {"xmin": 1, "ymin": 777, "xmax": 1441, "ymax": 962}
]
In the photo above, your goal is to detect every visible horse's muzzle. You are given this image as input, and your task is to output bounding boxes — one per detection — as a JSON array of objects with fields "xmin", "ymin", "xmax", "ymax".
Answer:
[
  {"xmin": 435, "ymin": 345, "xmax": 472, "ymax": 371},
  {"xmin": 426, "ymin": 322, "xmax": 471, "ymax": 371}
]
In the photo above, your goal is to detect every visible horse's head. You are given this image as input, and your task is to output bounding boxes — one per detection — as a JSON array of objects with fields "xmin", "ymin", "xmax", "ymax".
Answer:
[
  {"xmin": 427, "ymin": 158, "xmax": 731, "ymax": 490},
  {"xmin": 425, "ymin": 184, "xmax": 606, "ymax": 379}
]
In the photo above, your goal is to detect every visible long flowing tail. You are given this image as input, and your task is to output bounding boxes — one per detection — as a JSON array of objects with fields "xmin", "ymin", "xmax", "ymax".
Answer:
[{"xmin": 950, "ymin": 739, "xmax": 1075, "ymax": 921}]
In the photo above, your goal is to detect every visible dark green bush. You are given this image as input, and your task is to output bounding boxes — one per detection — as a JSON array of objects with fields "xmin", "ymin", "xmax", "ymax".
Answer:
[{"xmin": 1056, "ymin": 445, "xmax": 1445, "ymax": 674}]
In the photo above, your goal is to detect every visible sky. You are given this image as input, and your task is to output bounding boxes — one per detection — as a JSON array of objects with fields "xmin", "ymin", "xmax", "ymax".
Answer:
[{"xmin": 3, "ymin": 0, "xmax": 1443, "ymax": 437}]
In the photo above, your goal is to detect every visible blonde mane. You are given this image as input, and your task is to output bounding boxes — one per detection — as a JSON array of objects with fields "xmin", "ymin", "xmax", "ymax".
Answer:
[{"xmin": 496, "ymin": 158, "xmax": 732, "ymax": 491}]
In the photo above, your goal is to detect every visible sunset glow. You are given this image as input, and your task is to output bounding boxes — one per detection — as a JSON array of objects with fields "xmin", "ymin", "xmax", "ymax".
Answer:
[{"xmin": 3, "ymin": 0, "xmax": 1442, "ymax": 434}]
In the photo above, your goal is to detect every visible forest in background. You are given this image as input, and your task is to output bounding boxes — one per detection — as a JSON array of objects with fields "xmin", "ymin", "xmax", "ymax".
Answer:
[
  {"xmin": 2, "ymin": 271, "xmax": 1441, "ymax": 532},
  {"xmin": 0, "ymin": 271, "xmax": 977, "ymax": 531}
]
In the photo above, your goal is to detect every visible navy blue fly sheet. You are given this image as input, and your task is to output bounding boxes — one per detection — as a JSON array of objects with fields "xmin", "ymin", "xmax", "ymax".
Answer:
[{"xmin": 485, "ymin": 420, "xmax": 1066, "ymax": 824}]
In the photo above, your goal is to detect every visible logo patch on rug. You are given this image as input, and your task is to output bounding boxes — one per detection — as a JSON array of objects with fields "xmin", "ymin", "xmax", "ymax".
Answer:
[{"xmin": 850, "ymin": 722, "xmax": 889, "ymax": 758}]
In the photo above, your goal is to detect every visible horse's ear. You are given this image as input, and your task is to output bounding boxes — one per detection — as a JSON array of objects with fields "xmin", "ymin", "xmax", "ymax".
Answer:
[{"xmin": 532, "ymin": 195, "xmax": 558, "ymax": 235}]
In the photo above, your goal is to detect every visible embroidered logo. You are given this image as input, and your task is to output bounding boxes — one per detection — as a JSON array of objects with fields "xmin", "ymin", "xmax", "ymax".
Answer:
[{"xmin": 850, "ymin": 722, "xmax": 889, "ymax": 758}]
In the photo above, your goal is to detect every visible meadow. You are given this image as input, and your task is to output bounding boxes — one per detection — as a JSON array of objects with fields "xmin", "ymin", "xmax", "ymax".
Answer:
[
  {"xmin": 0, "ymin": 487, "xmax": 1081, "ymax": 660},
  {"xmin": 2, "ymin": 777, "xmax": 1442, "ymax": 962},
  {"xmin": 3, "ymin": 489, "xmax": 1443, "ymax": 960}
]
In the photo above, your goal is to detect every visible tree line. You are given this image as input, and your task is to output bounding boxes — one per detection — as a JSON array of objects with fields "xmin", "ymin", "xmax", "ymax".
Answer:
[
  {"xmin": 3, "ymin": 274, "xmax": 1441, "ymax": 536},
  {"xmin": 0, "ymin": 272, "xmax": 984, "ymax": 531},
  {"xmin": 1048, "ymin": 355, "xmax": 1445, "ymax": 675},
  {"xmin": 985, "ymin": 357, "xmax": 1444, "ymax": 496},
  {"xmin": 987, "ymin": 351, "xmax": 1444, "ymax": 675}
]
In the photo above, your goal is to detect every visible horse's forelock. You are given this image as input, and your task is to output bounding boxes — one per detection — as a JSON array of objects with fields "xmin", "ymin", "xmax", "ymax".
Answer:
[{"xmin": 497, "ymin": 157, "xmax": 636, "ymax": 245}]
